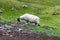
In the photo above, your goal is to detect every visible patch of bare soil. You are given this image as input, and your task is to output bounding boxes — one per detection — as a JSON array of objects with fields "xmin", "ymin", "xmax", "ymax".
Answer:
[
  {"xmin": 0, "ymin": 21, "xmax": 60, "ymax": 40},
  {"xmin": 0, "ymin": 32, "xmax": 60, "ymax": 40}
]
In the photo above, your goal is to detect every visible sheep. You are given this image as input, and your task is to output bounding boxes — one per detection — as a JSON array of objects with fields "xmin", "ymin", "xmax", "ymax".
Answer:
[{"xmin": 17, "ymin": 13, "xmax": 40, "ymax": 26}]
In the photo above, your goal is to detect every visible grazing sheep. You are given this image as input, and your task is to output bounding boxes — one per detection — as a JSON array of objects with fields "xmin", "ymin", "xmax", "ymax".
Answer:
[{"xmin": 17, "ymin": 13, "xmax": 40, "ymax": 26}]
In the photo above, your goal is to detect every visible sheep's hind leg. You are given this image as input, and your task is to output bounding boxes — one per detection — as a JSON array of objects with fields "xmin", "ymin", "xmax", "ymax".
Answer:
[
  {"xmin": 35, "ymin": 23, "xmax": 40, "ymax": 26},
  {"xmin": 38, "ymin": 24, "xmax": 40, "ymax": 26}
]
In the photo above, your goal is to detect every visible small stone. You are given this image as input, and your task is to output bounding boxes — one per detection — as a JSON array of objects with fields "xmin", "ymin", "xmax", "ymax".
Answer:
[
  {"xmin": 2, "ymin": 34, "xmax": 5, "ymax": 36},
  {"xmin": 0, "ymin": 9, "xmax": 3, "ymax": 13},
  {"xmin": 52, "ymin": 11, "xmax": 59, "ymax": 15},
  {"xmin": 0, "ymin": 27, "xmax": 2, "ymax": 29},
  {"xmin": 22, "ymin": 4, "xmax": 28, "ymax": 8},
  {"xmin": 18, "ymin": 28, "xmax": 23, "ymax": 31},
  {"xmin": 7, "ymin": 30, "xmax": 11, "ymax": 33},
  {"xmin": 11, "ymin": 7, "xmax": 16, "ymax": 11},
  {"xmin": 9, "ymin": 35, "xmax": 13, "ymax": 37},
  {"xmin": 25, "ymin": 23, "xmax": 28, "ymax": 24},
  {"xmin": 0, "ymin": 8, "xmax": 4, "ymax": 11},
  {"xmin": 6, "ymin": 33, "xmax": 9, "ymax": 36}
]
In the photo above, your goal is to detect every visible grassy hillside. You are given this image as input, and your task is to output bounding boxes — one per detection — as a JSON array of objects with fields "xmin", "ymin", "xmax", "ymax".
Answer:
[{"xmin": 0, "ymin": 0, "xmax": 60, "ymax": 36}]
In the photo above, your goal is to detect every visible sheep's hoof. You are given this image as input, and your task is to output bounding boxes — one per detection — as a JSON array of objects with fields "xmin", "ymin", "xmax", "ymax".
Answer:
[{"xmin": 38, "ymin": 24, "xmax": 40, "ymax": 26}]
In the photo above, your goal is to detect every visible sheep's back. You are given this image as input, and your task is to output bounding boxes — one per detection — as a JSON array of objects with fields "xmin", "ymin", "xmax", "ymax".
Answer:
[
  {"xmin": 26, "ymin": 15, "xmax": 39, "ymax": 22},
  {"xmin": 21, "ymin": 14, "xmax": 40, "ymax": 22}
]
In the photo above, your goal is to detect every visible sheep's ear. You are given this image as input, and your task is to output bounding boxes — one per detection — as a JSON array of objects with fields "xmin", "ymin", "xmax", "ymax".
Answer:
[{"xmin": 17, "ymin": 18, "xmax": 20, "ymax": 22}]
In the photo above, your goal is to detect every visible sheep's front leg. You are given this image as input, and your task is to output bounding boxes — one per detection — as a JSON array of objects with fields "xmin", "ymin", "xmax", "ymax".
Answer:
[{"xmin": 35, "ymin": 23, "xmax": 37, "ymax": 25}]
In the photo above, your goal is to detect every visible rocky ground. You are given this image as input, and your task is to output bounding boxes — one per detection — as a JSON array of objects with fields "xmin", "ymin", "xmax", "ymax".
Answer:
[{"xmin": 0, "ymin": 21, "xmax": 60, "ymax": 40}]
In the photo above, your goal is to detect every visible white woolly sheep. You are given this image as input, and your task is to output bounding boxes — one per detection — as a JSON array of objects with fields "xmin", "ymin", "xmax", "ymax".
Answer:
[{"xmin": 17, "ymin": 13, "xmax": 40, "ymax": 26}]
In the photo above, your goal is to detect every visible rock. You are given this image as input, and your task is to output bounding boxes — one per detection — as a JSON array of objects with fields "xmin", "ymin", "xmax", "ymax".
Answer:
[
  {"xmin": 0, "ymin": 29, "xmax": 7, "ymax": 36},
  {"xmin": 11, "ymin": 7, "xmax": 16, "ymax": 11},
  {"xmin": 52, "ymin": 11, "xmax": 59, "ymax": 15},
  {"xmin": 9, "ymin": 35, "xmax": 13, "ymax": 37},
  {"xmin": 0, "ymin": 8, "xmax": 4, "ymax": 11},
  {"xmin": 6, "ymin": 33, "xmax": 9, "ymax": 36},
  {"xmin": 22, "ymin": 4, "xmax": 28, "ymax": 8},
  {"xmin": 0, "ymin": 25, "xmax": 6, "ymax": 30},
  {"xmin": 0, "ymin": 9, "xmax": 3, "ymax": 13},
  {"xmin": 5, "ymin": 24, "xmax": 13, "ymax": 29},
  {"xmin": 0, "ymin": 27, "xmax": 2, "ymax": 29},
  {"xmin": 7, "ymin": 30, "xmax": 11, "ymax": 33},
  {"xmin": 18, "ymin": 28, "xmax": 23, "ymax": 32},
  {"xmin": 0, "ymin": 8, "xmax": 4, "ymax": 13}
]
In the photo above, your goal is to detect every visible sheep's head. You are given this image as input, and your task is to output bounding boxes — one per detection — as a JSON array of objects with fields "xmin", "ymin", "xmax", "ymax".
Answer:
[
  {"xmin": 17, "ymin": 16, "xmax": 24, "ymax": 22},
  {"xmin": 17, "ymin": 17, "xmax": 20, "ymax": 22}
]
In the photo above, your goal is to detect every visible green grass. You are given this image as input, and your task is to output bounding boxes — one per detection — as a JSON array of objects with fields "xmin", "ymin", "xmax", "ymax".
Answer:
[
  {"xmin": 32, "ymin": 27, "xmax": 60, "ymax": 37},
  {"xmin": 0, "ymin": 0, "xmax": 60, "ymax": 37}
]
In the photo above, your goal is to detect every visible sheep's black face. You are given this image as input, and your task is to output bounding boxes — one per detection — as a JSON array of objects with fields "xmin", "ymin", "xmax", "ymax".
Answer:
[{"xmin": 17, "ymin": 18, "xmax": 20, "ymax": 22}]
